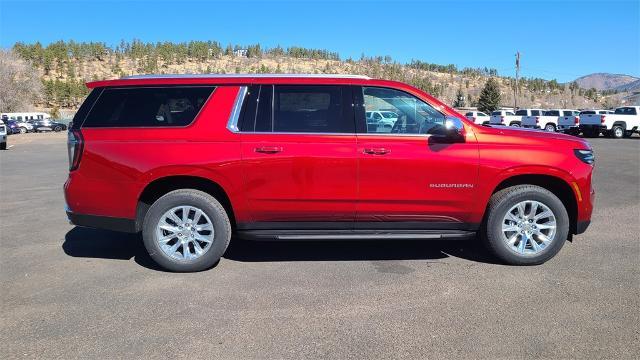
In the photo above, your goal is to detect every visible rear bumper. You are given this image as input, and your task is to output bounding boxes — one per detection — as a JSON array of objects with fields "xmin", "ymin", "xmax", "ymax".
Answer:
[
  {"xmin": 579, "ymin": 124, "xmax": 605, "ymax": 131},
  {"xmin": 66, "ymin": 210, "xmax": 138, "ymax": 233}
]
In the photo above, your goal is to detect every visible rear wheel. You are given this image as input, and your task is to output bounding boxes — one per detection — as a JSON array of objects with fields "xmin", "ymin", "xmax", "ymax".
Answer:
[
  {"xmin": 53, "ymin": 126, "xmax": 62, "ymax": 132},
  {"xmin": 142, "ymin": 189, "xmax": 231, "ymax": 272},
  {"xmin": 19, "ymin": 127, "xmax": 26, "ymax": 134},
  {"xmin": 0, "ymin": 142, "xmax": 6, "ymax": 150},
  {"xmin": 483, "ymin": 185, "xmax": 569, "ymax": 265},
  {"xmin": 583, "ymin": 128, "xmax": 599, "ymax": 138},
  {"xmin": 509, "ymin": 122, "xmax": 521, "ymax": 127},
  {"xmin": 544, "ymin": 124, "xmax": 556, "ymax": 132},
  {"xmin": 611, "ymin": 125, "xmax": 624, "ymax": 139}
]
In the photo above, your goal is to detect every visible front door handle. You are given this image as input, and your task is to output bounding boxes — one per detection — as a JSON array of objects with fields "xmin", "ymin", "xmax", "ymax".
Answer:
[
  {"xmin": 255, "ymin": 146, "xmax": 283, "ymax": 154},
  {"xmin": 363, "ymin": 148, "xmax": 391, "ymax": 155}
]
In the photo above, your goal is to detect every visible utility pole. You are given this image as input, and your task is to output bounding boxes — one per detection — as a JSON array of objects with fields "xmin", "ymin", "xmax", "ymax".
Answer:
[{"xmin": 514, "ymin": 51, "xmax": 520, "ymax": 111}]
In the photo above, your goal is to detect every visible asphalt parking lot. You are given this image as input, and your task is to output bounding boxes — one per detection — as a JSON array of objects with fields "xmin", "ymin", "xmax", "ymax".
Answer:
[{"xmin": 1, "ymin": 133, "xmax": 638, "ymax": 359}]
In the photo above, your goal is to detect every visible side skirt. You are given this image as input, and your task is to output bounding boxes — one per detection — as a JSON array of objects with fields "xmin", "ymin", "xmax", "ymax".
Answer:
[{"xmin": 237, "ymin": 229, "xmax": 476, "ymax": 241}]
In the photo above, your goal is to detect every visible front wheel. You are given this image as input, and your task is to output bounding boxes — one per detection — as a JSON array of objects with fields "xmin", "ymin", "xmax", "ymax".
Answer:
[
  {"xmin": 509, "ymin": 122, "xmax": 521, "ymax": 127},
  {"xmin": 142, "ymin": 189, "xmax": 232, "ymax": 272},
  {"xmin": 483, "ymin": 185, "xmax": 569, "ymax": 265},
  {"xmin": 544, "ymin": 124, "xmax": 556, "ymax": 132},
  {"xmin": 53, "ymin": 126, "xmax": 62, "ymax": 132}
]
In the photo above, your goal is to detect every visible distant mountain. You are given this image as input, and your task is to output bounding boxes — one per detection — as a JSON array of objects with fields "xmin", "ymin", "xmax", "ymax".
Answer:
[
  {"xmin": 573, "ymin": 73, "xmax": 640, "ymax": 91},
  {"xmin": 614, "ymin": 78, "xmax": 640, "ymax": 92}
]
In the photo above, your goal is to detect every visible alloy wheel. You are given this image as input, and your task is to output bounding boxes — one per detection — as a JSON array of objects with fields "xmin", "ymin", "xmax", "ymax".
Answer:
[
  {"xmin": 501, "ymin": 200, "xmax": 557, "ymax": 256},
  {"xmin": 156, "ymin": 206, "xmax": 215, "ymax": 261}
]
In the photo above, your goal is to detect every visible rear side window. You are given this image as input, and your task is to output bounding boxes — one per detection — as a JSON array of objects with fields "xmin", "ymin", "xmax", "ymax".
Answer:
[
  {"xmin": 562, "ymin": 110, "xmax": 574, "ymax": 116},
  {"xmin": 465, "ymin": 112, "xmax": 473, "ymax": 116},
  {"xmin": 614, "ymin": 107, "xmax": 637, "ymax": 115},
  {"xmin": 491, "ymin": 111, "xmax": 502, "ymax": 116},
  {"xmin": 515, "ymin": 110, "xmax": 527, "ymax": 116},
  {"xmin": 545, "ymin": 110, "xmax": 560, "ymax": 116},
  {"xmin": 83, "ymin": 86, "xmax": 214, "ymax": 127},
  {"xmin": 531, "ymin": 110, "xmax": 542, "ymax": 116},
  {"xmin": 581, "ymin": 111, "xmax": 595, "ymax": 115}
]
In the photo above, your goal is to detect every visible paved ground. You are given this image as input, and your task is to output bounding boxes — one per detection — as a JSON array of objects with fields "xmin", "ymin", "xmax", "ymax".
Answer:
[{"xmin": 1, "ymin": 133, "xmax": 638, "ymax": 359}]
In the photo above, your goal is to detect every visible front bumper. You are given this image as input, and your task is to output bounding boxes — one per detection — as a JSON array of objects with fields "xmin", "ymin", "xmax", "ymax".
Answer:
[{"xmin": 575, "ymin": 220, "xmax": 591, "ymax": 234}]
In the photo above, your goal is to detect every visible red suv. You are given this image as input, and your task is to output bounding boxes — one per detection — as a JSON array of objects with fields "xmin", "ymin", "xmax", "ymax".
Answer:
[{"xmin": 64, "ymin": 74, "xmax": 594, "ymax": 272}]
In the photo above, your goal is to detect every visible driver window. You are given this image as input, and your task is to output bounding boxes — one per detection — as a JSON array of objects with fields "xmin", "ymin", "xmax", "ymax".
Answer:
[{"xmin": 362, "ymin": 87, "xmax": 445, "ymax": 134}]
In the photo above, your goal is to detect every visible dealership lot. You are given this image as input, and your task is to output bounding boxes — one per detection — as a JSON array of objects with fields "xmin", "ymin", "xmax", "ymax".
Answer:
[{"xmin": 1, "ymin": 134, "xmax": 638, "ymax": 359}]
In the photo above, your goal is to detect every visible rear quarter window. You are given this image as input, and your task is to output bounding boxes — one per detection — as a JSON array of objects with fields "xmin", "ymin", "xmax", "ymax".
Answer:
[
  {"xmin": 515, "ymin": 110, "xmax": 527, "ymax": 116},
  {"xmin": 82, "ymin": 86, "xmax": 215, "ymax": 127}
]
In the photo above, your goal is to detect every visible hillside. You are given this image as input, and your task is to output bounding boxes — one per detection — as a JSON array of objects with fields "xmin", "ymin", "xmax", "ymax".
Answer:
[
  {"xmin": 573, "ymin": 73, "xmax": 640, "ymax": 91},
  {"xmin": 8, "ymin": 40, "xmax": 635, "ymax": 113}
]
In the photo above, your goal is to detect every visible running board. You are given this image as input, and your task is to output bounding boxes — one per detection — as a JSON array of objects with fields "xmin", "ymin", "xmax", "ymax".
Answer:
[{"xmin": 237, "ymin": 230, "xmax": 476, "ymax": 241}]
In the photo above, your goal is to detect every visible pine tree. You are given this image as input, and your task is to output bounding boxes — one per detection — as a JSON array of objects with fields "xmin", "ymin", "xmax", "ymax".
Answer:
[
  {"xmin": 452, "ymin": 88, "xmax": 466, "ymax": 108},
  {"xmin": 477, "ymin": 77, "xmax": 501, "ymax": 113}
]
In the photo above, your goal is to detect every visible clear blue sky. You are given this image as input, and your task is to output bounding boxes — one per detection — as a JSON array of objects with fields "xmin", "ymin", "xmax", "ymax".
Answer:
[{"xmin": 1, "ymin": 0, "xmax": 638, "ymax": 82}]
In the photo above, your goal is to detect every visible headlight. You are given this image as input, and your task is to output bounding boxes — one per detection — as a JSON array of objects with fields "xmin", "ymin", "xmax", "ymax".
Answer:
[{"xmin": 574, "ymin": 149, "xmax": 594, "ymax": 165}]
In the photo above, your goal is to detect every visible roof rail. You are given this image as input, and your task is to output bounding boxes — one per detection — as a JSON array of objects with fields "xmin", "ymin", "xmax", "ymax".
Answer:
[{"xmin": 121, "ymin": 73, "xmax": 371, "ymax": 80}]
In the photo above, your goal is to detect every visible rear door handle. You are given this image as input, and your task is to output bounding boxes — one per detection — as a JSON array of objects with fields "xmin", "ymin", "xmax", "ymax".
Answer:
[
  {"xmin": 255, "ymin": 146, "xmax": 283, "ymax": 154},
  {"xmin": 363, "ymin": 148, "xmax": 391, "ymax": 155}
]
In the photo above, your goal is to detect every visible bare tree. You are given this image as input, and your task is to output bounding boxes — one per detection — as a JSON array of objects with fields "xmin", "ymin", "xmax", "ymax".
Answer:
[{"xmin": 0, "ymin": 49, "xmax": 43, "ymax": 112}]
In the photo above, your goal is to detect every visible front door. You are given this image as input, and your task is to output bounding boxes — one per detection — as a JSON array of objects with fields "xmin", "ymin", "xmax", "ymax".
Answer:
[
  {"xmin": 354, "ymin": 86, "xmax": 479, "ymax": 230},
  {"xmin": 240, "ymin": 85, "xmax": 358, "ymax": 228}
]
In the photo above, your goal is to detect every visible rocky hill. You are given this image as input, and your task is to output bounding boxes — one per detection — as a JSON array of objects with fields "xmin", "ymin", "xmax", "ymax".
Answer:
[{"xmin": 9, "ymin": 40, "xmax": 636, "ymax": 112}]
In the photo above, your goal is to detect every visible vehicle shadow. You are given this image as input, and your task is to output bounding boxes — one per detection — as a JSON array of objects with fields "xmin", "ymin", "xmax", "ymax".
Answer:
[
  {"xmin": 62, "ymin": 227, "xmax": 500, "ymax": 271},
  {"xmin": 62, "ymin": 227, "xmax": 165, "ymax": 271}
]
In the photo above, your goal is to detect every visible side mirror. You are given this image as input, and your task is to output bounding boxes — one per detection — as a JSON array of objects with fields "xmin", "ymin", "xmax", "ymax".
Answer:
[{"xmin": 429, "ymin": 116, "xmax": 465, "ymax": 143}]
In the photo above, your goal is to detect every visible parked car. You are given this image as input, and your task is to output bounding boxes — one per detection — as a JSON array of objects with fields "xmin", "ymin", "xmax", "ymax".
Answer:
[
  {"xmin": 512, "ymin": 109, "xmax": 545, "ymax": 127},
  {"xmin": 0, "ymin": 120, "xmax": 7, "ymax": 150},
  {"xmin": 464, "ymin": 111, "xmax": 490, "ymax": 125},
  {"xmin": 64, "ymin": 74, "xmax": 594, "ymax": 272},
  {"xmin": 579, "ymin": 106, "xmax": 640, "ymax": 138},
  {"xmin": 560, "ymin": 110, "xmax": 610, "ymax": 135},
  {"xmin": 489, "ymin": 110, "xmax": 519, "ymax": 126},
  {"xmin": 9, "ymin": 119, "xmax": 34, "ymax": 133},
  {"xmin": 30, "ymin": 119, "xmax": 67, "ymax": 132},
  {"xmin": 366, "ymin": 110, "xmax": 399, "ymax": 132},
  {"xmin": 4, "ymin": 120, "xmax": 21, "ymax": 134},
  {"xmin": 522, "ymin": 109, "xmax": 578, "ymax": 132}
]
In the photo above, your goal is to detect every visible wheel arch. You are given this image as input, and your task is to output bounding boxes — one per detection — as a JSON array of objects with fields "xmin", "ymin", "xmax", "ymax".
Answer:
[
  {"xmin": 612, "ymin": 121, "xmax": 627, "ymax": 129},
  {"xmin": 136, "ymin": 175, "xmax": 236, "ymax": 232},
  {"xmin": 489, "ymin": 174, "xmax": 578, "ymax": 235}
]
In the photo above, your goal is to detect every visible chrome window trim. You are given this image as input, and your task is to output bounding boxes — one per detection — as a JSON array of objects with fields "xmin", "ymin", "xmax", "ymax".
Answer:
[
  {"xmin": 124, "ymin": 74, "xmax": 371, "ymax": 80},
  {"xmin": 238, "ymin": 131, "xmax": 432, "ymax": 137},
  {"xmin": 226, "ymin": 86, "xmax": 248, "ymax": 133}
]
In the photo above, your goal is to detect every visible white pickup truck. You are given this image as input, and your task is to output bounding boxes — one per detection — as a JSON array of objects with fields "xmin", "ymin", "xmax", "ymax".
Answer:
[
  {"xmin": 489, "ymin": 110, "xmax": 520, "ymax": 126},
  {"xmin": 579, "ymin": 106, "xmax": 640, "ymax": 138},
  {"xmin": 522, "ymin": 109, "xmax": 577, "ymax": 132},
  {"xmin": 512, "ymin": 109, "xmax": 545, "ymax": 127},
  {"xmin": 464, "ymin": 111, "xmax": 490, "ymax": 125},
  {"xmin": 556, "ymin": 109, "xmax": 584, "ymax": 135}
]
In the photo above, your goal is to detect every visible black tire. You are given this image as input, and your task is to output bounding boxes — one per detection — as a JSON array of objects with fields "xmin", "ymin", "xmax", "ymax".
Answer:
[
  {"xmin": 0, "ymin": 142, "xmax": 6, "ymax": 150},
  {"xmin": 53, "ymin": 126, "xmax": 62, "ymax": 132},
  {"xmin": 142, "ymin": 189, "xmax": 232, "ymax": 272},
  {"xmin": 610, "ymin": 125, "xmax": 624, "ymax": 139},
  {"xmin": 483, "ymin": 185, "xmax": 569, "ymax": 265},
  {"xmin": 544, "ymin": 123, "xmax": 556, "ymax": 132}
]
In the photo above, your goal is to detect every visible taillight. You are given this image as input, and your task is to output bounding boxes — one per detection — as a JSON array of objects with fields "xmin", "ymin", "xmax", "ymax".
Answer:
[
  {"xmin": 67, "ymin": 130, "xmax": 84, "ymax": 171},
  {"xmin": 535, "ymin": 116, "xmax": 540, "ymax": 124},
  {"xmin": 500, "ymin": 116, "xmax": 505, "ymax": 123},
  {"xmin": 472, "ymin": 116, "xmax": 476, "ymax": 121},
  {"xmin": 600, "ymin": 115, "xmax": 606, "ymax": 124},
  {"xmin": 574, "ymin": 116, "xmax": 579, "ymax": 124}
]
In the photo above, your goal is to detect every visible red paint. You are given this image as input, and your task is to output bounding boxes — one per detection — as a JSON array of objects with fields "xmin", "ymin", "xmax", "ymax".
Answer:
[{"xmin": 65, "ymin": 76, "xmax": 594, "ymax": 232}]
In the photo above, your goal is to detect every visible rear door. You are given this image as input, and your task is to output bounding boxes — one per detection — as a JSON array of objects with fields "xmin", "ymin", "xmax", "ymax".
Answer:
[
  {"xmin": 354, "ymin": 86, "xmax": 479, "ymax": 230},
  {"xmin": 239, "ymin": 84, "xmax": 358, "ymax": 228}
]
